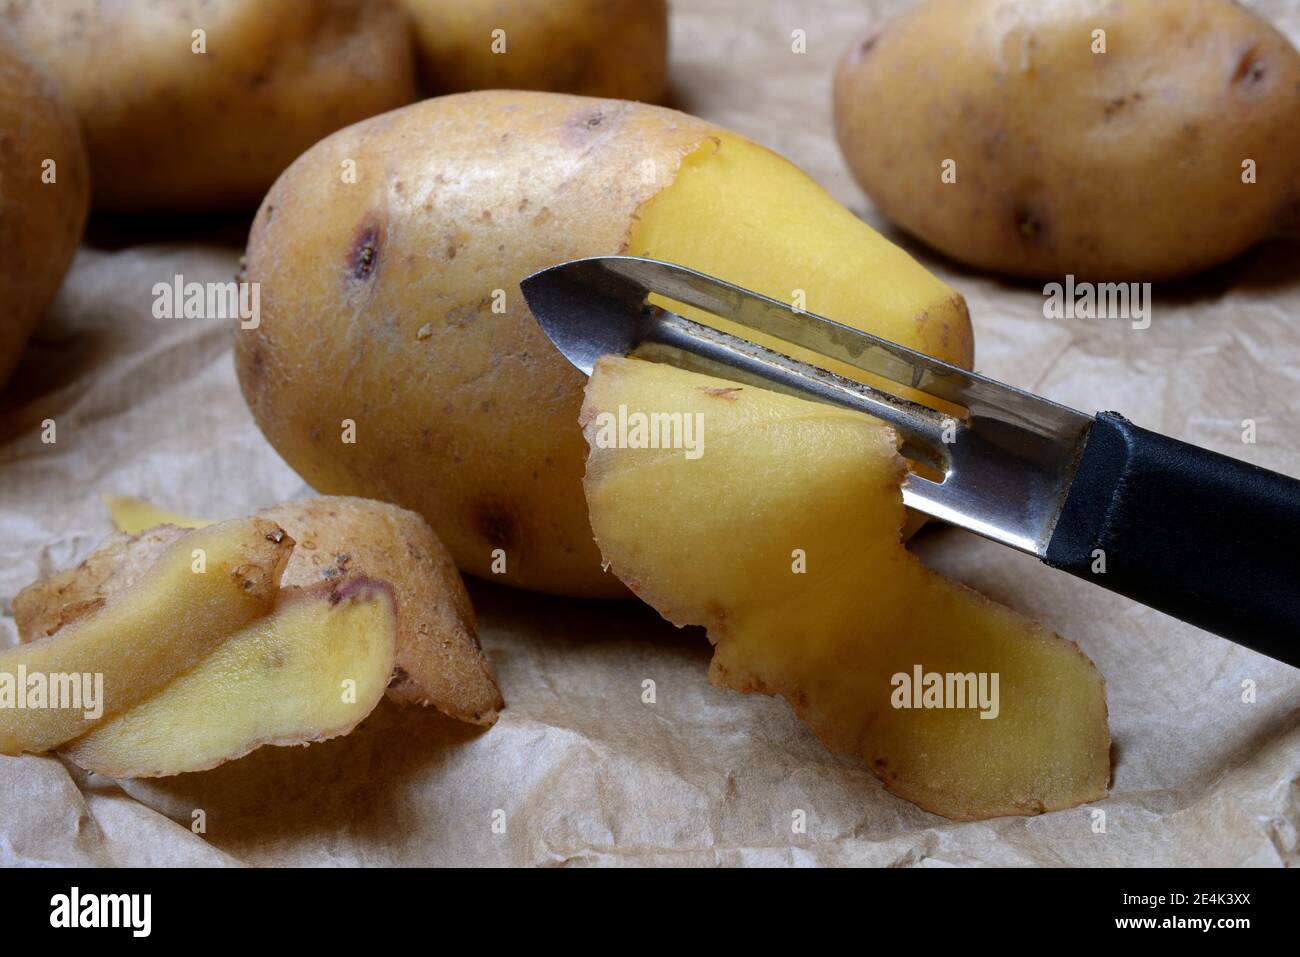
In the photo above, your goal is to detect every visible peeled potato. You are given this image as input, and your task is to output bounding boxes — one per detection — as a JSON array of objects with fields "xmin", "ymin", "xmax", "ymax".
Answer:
[
  {"xmin": 581, "ymin": 357, "xmax": 1110, "ymax": 820},
  {"xmin": 63, "ymin": 577, "xmax": 398, "ymax": 778},
  {"xmin": 832, "ymin": 0, "xmax": 1300, "ymax": 281},
  {"xmin": 237, "ymin": 91, "xmax": 972, "ymax": 597},
  {"xmin": 0, "ymin": 518, "xmax": 292, "ymax": 754}
]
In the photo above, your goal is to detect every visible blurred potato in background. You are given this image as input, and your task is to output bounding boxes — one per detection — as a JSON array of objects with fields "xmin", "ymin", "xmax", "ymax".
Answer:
[
  {"xmin": 0, "ymin": 29, "xmax": 88, "ymax": 388},
  {"xmin": 832, "ymin": 0, "xmax": 1300, "ymax": 281},
  {"xmin": 1, "ymin": 0, "xmax": 670, "ymax": 215},
  {"xmin": 1, "ymin": 0, "xmax": 418, "ymax": 212},
  {"xmin": 397, "ymin": 0, "xmax": 669, "ymax": 102}
]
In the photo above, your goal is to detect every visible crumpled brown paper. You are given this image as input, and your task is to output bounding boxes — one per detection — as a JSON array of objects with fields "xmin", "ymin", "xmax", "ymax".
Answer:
[{"xmin": 2, "ymin": 0, "xmax": 1298, "ymax": 866}]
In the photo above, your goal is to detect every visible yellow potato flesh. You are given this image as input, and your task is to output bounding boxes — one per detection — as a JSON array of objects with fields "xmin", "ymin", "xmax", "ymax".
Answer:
[
  {"xmin": 0, "ymin": 518, "xmax": 292, "ymax": 755},
  {"xmin": 582, "ymin": 357, "xmax": 1109, "ymax": 820},
  {"xmin": 631, "ymin": 131, "xmax": 968, "ymax": 527},
  {"xmin": 102, "ymin": 494, "xmax": 210, "ymax": 534},
  {"xmin": 97, "ymin": 495, "xmax": 502, "ymax": 724},
  {"xmin": 629, "ymin": 131, "xmax": 973, "ymax": 378},
  {"xmin": 63, "ymin": 579, "xmax": 398, "ymax": 778}
]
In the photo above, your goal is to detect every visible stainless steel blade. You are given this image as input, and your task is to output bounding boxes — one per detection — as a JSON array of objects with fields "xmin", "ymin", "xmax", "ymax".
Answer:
[{"xmin": 521, "ymin": 255, "xmax": 1095, "ymax": 557}]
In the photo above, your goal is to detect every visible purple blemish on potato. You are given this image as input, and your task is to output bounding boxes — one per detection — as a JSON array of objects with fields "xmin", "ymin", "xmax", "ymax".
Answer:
[
  {"xmin": 329, "ymin": 575, "xmax": 396, "ymax": 609},
  {"xmin": 563, "ymin": 103, "xmax": 623, "ymax": 147},
  {"xmin": 348, "ymin": 218, "xmax": 384, "ymax": 281},
  {"xmin": 1014, "ymin": 206, "xmax": 1046, "ymax": 244},
  {"xmin": 474, "ymin": 500, "xmax": 518, "ymax": 550},
  {"xmin": 1103, "ymin": 91, "xmax": 1143, "ymax": 118}
]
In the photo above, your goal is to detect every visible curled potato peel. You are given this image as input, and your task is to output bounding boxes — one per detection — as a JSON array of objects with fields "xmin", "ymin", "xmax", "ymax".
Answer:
[{"xmin": 581, "ymin": 357, "xmax": 1111, "ymax": 820}]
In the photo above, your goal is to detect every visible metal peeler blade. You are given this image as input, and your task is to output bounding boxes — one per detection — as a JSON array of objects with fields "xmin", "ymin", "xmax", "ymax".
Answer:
[
  {"xmin": 520, "ymin": 255, "xmax": 1092, "ymax": 557},
  {"xmin": 521, "ymin": 255, "xmax": 1300, "ymax": 667}
]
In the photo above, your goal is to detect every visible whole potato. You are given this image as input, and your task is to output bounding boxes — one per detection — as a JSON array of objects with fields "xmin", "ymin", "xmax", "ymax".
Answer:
[
  {"xmin": 0, "ymin": 30, "xmax": 89, "ymax": 389},
  {"xmin": 397, "ymin": 0, "xmax": 668, "ymax": 102},
  {"xmin": 237, "ymin": 91, "xmax": 972, "ymax": 598},
  {"xmin": 1, "ymin": 0, "xmax": 417, "ymax": 212},
  {"xmin": 833, "ymin": 0, "xmax": 1300, "ymax": 281}
]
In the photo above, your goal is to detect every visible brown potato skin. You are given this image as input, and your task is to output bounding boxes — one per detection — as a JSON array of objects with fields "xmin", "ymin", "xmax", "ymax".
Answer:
[
  {"xmin": 0, "ymin": 32, "xmax": 88, "ymax": 389},
  {"xmin": 397, "ymin": 0, "xmax": 668, "ymax": 102},
  {"xmin": 832, "ymin": 0, "xmax": 1300, "ymax": 281},
  {"xmin": 236, "ymin": 91, "xmax": 713, "ymax": 598},
  {"xmin": 1, "ymin": 0, "xmax": 417, "ymax": 212}
]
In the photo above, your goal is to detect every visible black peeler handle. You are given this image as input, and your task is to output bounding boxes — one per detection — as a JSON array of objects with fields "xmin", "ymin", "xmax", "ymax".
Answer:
[{"xmin": 1044, "ymin": 412, "xmax": 1300, "ymax": 667}]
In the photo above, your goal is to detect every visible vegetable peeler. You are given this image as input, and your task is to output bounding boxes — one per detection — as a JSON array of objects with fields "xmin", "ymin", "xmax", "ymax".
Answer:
[{"xmin": 521, "ymin": 256, "xmax": 1300, "ymax": 668}]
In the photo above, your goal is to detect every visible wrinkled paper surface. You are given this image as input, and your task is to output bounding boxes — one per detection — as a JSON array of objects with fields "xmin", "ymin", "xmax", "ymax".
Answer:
[{"xmin": 2, "ymin": 0, "xmax": 1298, "ymax": 866}]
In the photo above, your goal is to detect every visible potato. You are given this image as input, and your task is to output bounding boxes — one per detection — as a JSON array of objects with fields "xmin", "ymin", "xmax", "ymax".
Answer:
[
  {"xmin": 396, "ymin": 0, "xmax": 668, "ymax": 102},
  {"xmin": 581, "ymin": 357, "xmax": 1110, "ymax": 820},
  {"xmin": 832, "ymin": 0, "xmax": 1300, "ymax": 281},
  {"xmin": 237, "ymin": 90, "xmax": 973, "ymax": 597},
  {"xmin": 23, "ymin": 495, "xmax": 503, "ymax": 726},
  {"xmin": 0, "ymin": 518, "xmax": 293, "ymax": 754},
  {"xmin": 63, "ymin": 577, "xmax": 398, "ymax": 778},
  {"xmin": 2, "ymin": 0, "xmax": 417, "ymax": 211},
  {"xmin": 0, "ymin": 30, "xmax": 89, "ymax": 389}
]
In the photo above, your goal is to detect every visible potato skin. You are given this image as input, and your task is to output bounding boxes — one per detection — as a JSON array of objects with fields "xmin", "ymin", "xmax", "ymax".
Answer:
[
  {"xmin": 11, "ymin": 525, "xmax": 186, "ymax": 641},
  {"xmin": 237, "ymin": 91, "xmax": 712, "ymax": 598},
  {"xmin": 397, "ymin": 0, "xmax": 668, "ymax": 102},
  {"xmin": 833, "ymin": 0, "xmax": 1300, "ymax": 281},
  {"xmin": 14, "ymin": 497, "xmax": 501, "ymax": 726},
  {"xmin": 256, "ymin": 497, "xmax": 501, "ymax": 725},
  {"xmin": 0, "ymin": 32, "xmax": 88, "ymax": 389},
  {"xmin": 1, "ymin": 0, "xmax": 417, "ymax": 212}
]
